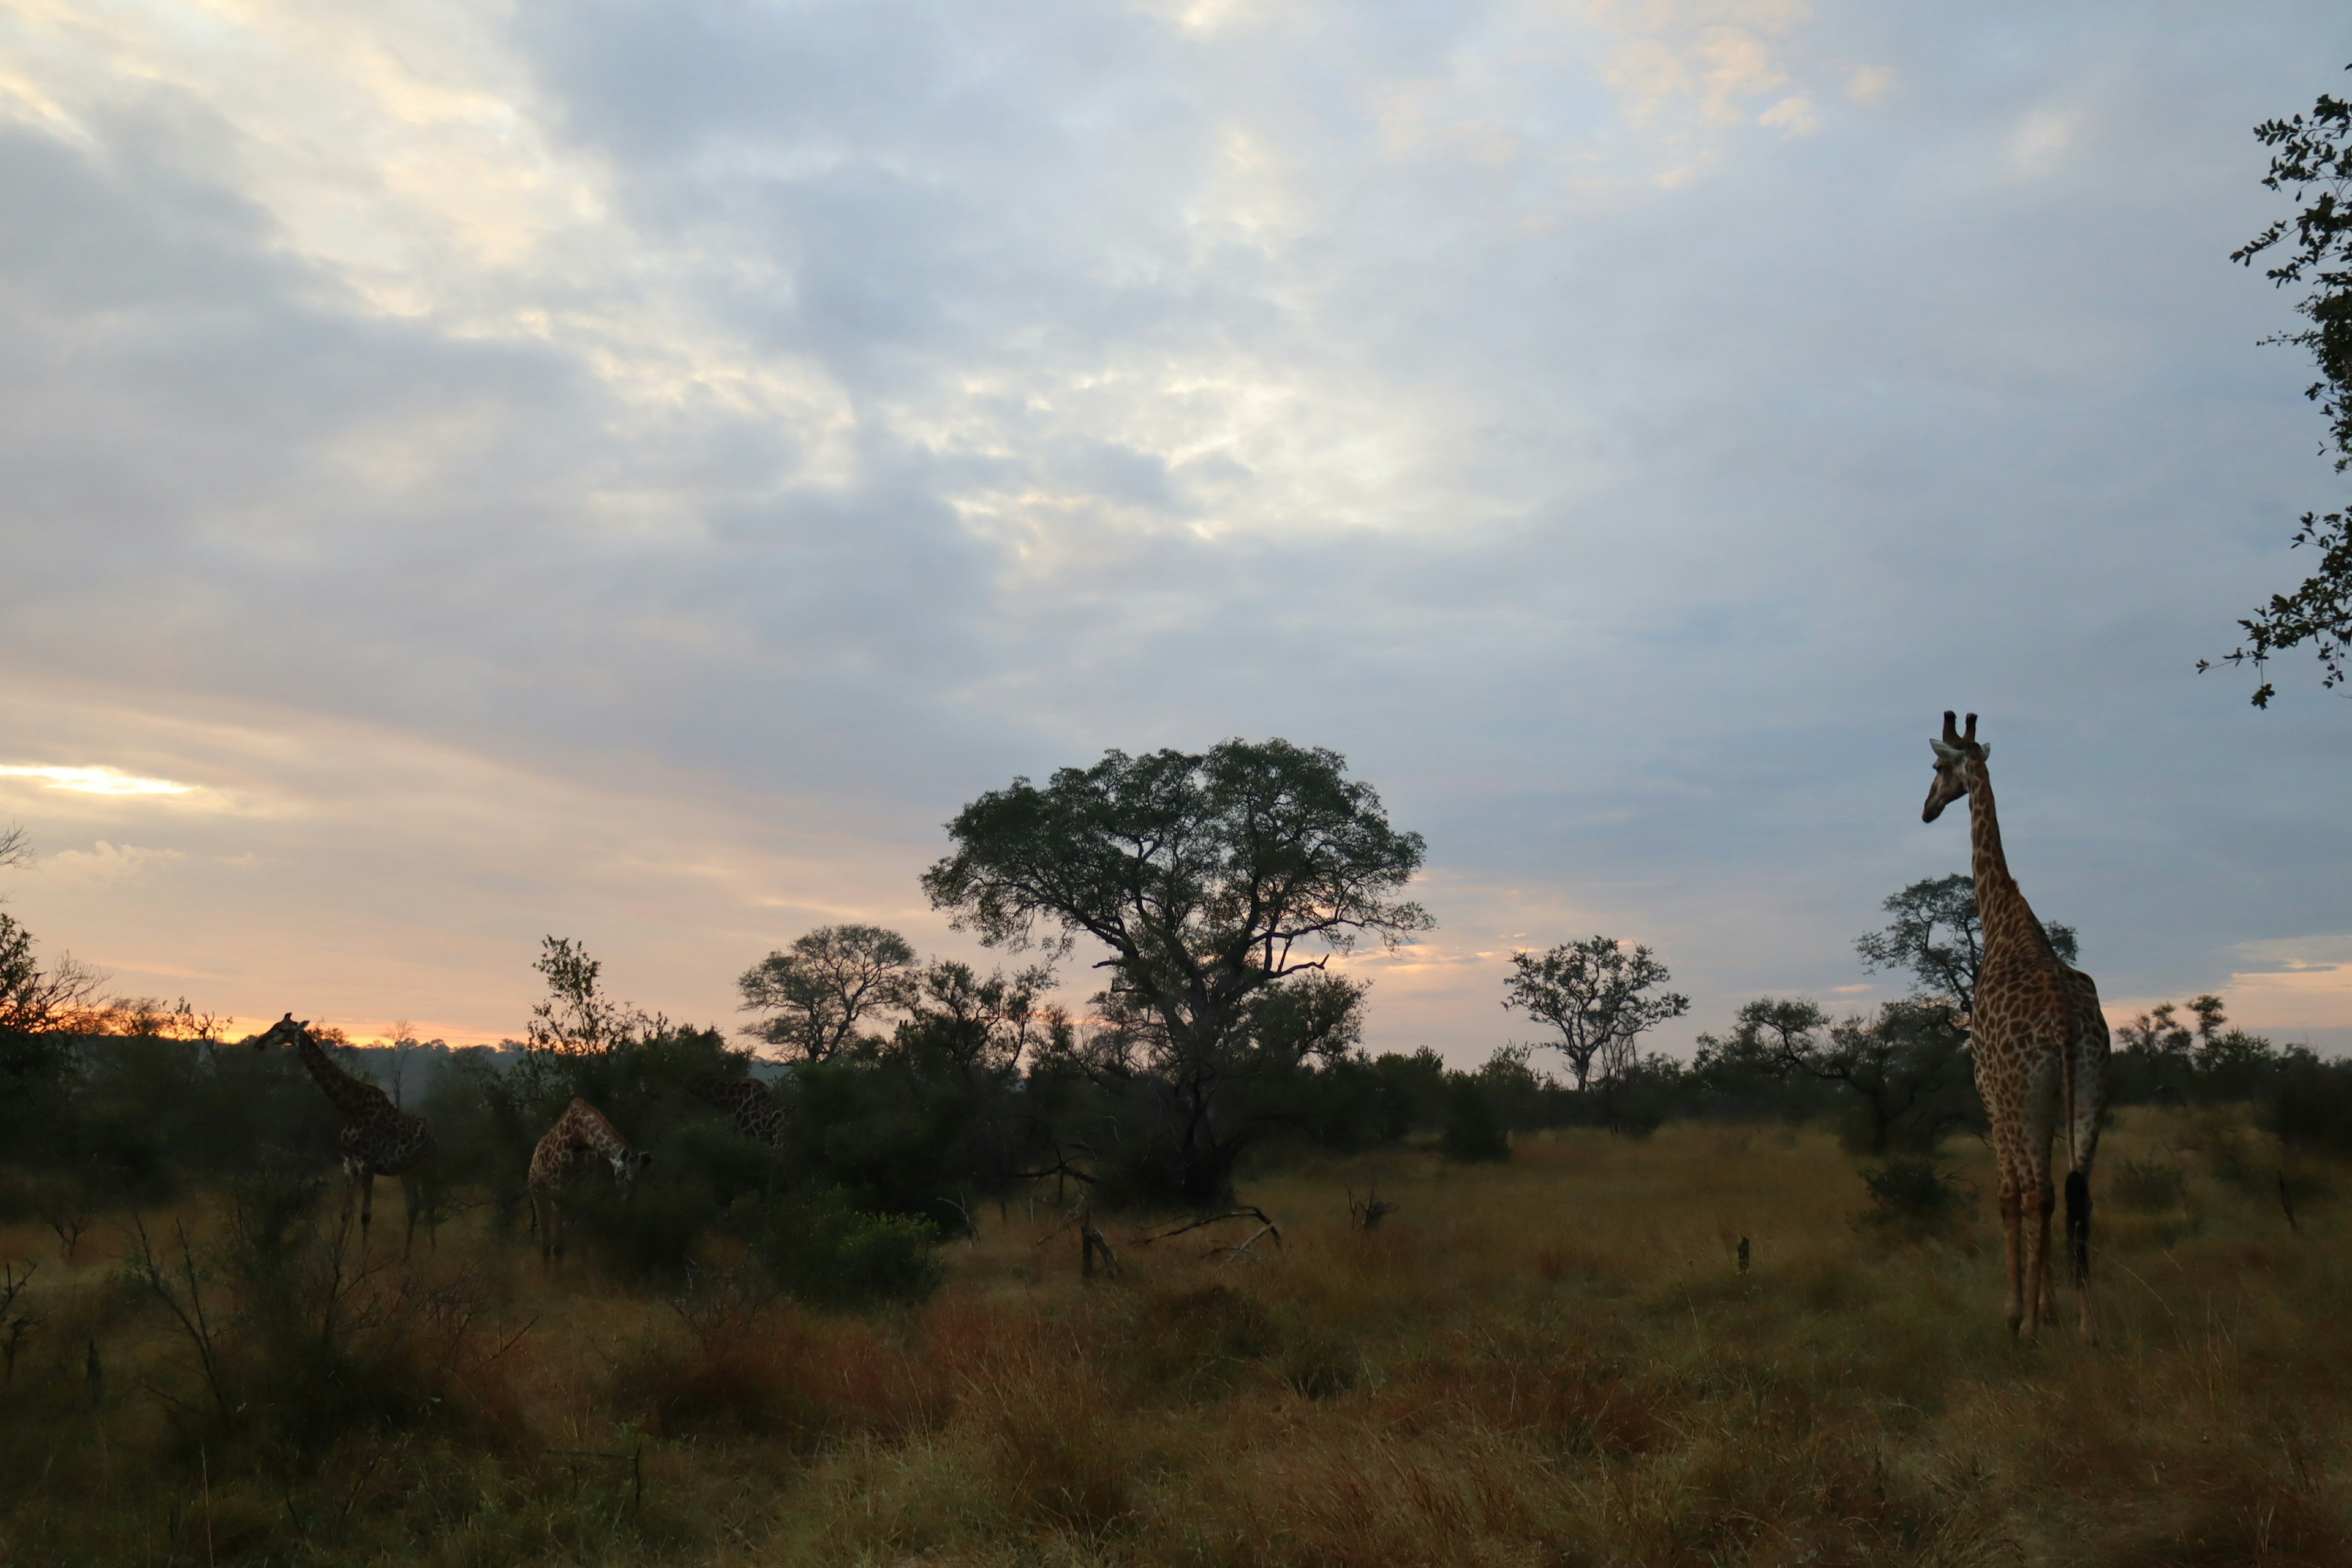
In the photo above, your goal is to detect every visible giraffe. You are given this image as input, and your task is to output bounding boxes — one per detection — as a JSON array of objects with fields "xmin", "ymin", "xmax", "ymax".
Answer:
[
  {"xmin": 1922, "ymin": 712, "xmax": 2110, "ymax": 1343},
  {"xmin": 252, "ymin": 1012, "xmax": 436, "ymax": 1255},
  {"xmin": 687, "ymin": 1073, "xmax": 787, "ymax": 1148},
  {"xmin": 527, "ymin": 1098, "xmax": 653, "ymax": 1264}
]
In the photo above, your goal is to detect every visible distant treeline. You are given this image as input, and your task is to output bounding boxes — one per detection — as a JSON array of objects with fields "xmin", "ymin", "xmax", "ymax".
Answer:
[{"xmin": 5, "ymin": 742, "xmax": 2350, "ymax": 1281}]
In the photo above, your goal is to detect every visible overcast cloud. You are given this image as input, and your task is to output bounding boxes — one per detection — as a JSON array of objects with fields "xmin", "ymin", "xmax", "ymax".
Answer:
[{"xmin": 2, "ymin": 0, "xmax": 2348, "ymax": 1057}]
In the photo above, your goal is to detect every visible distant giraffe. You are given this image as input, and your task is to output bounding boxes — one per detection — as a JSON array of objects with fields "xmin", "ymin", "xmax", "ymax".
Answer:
[
  {"xmin": 252, "ymin": 1013, "xmax": 435, "ymax": 1255},
  {"xmin": 527, "ymin": 1098, "xmax": 652, "ymax": 1264},
  {"xmin": 1923, "ymin": 712, "xmax": 2110, "ymax": 1343},
  {"xmin": 688, "ymin": 1074, "xmax": 787, "ymax": 1148}
]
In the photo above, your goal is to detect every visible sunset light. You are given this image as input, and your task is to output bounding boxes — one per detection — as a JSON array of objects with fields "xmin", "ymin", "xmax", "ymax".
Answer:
[{"xmin": 0, "ymin": 763, "xmax": 193, "ymax": 796}]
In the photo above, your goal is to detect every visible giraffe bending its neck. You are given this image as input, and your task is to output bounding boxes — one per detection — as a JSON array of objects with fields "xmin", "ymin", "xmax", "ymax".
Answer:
[
  {"xmin": 253, "ymin": 1013, "xmax": 437, "ymax": 1256},
  {"xmin": 527, "ymin": 1098, "xmax": 653, "ymax": 1265},
  {"xmin": 687, "ymin": 1074, "xmax": 787, "ymax": 1148},
  {"xmin": 1923, "ymin": 711, "xmax": 2109, "ymax": 1343}
]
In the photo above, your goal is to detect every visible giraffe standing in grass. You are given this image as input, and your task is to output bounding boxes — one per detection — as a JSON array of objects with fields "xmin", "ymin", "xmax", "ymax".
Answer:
[
  {"xmin": 527, "ymin": 1099, "xmax": 653, "ymax": 1264},
  {"xmin": 253, "ymin": 1013, "xmax": 436, "ymax": 1255},
  {"xmin": 688, "ymin": 1074, "xmax": 787, "ymax": 1148},
  {"xmin": 1922, "ymin": 712, "xmax": 2110, "ymax": 1343}
]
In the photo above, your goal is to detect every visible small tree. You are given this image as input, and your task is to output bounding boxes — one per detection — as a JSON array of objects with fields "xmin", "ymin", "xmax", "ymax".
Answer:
[
  {"xmin": 0, "ymin": 826, "xmax": 105, "ymax": 1098},
  {"xmin": 737, "ymin": 925, "xmax": 919, "ymax": 1063},
  {"xmin": 527, "ymin": 935, "xmax": 644, "ymax": 1055},
  {"xmin": 1501, "ymin": 937, "xmax": 1689, "ymax": 1095}
]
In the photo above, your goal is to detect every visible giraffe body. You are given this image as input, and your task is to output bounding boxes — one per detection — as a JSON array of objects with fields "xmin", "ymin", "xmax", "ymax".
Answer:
[
  {"xmin": 253, "ymin": 1013, "xmax": 436, "ymax": 1255},
  {"xmin": 527, "ymin": 1098, "xmax": 652, "ymax": 1264},
  {"xmin": 1923, "ymin": 713, "xmax": 2109, "ymax": 1343},
  {"xmin": 688, "ymin": 1074, "xmax": 788, "ymax": 1148}
]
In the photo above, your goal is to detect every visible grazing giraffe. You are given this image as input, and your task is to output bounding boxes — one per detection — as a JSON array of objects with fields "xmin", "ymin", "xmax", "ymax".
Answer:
[
  {"xmin": 1923, "ymin": 712, "xmax": 2110, "ymax": 1343},
  {"xmin": 252, "ymin": 1012, "xmax": 436, "ymax": 1255},
  {"xmin": 527, "ymin": 1098, "xmax": 652, "ymax": 1264},
  {"xmin": 687, "ymin": 1074, "xmax": 787, "ymax": 1148}
]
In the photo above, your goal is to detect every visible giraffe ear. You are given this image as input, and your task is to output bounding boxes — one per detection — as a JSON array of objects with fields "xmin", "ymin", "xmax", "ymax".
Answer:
[
  {"xmin": 1977, "ymin": 744, "xmax": 1990, "ymax": 762},
  {"xmin": 636, "ymin": 1151, "xmax": 654, "ymax": 1168},
  {"xmin": 1930, "ymin": 739, "xmax": 1959, "ymax": 760}
]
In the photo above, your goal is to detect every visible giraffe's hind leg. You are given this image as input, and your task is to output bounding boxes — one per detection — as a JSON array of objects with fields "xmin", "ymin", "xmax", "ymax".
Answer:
[
  {"xmin": 2019, "ymin": 1170, "xmax": 2055, "ymax": 1346},
  {"xmin": 2067, "ymin": 1166, "xmax": 2095, "ymax": 1344},
  {"xmin": 1997, "ymin": 1170, "xmax": 2025, "ymax": 1340},
  {"xmin": 400, "ymin": 1174, "xmax": 424, "ymax": 1260}
]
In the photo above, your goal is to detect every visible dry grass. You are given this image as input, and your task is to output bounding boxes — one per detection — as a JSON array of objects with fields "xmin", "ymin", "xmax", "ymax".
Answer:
[{"xmin": 4, "ymin": 1107, "xmax": 2349, "ymax": 1566}]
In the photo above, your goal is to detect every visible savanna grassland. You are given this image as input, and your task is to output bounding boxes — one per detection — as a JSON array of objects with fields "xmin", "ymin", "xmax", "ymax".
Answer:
[{"xmin": 2, "ymin": 1107, "xmax": 2345, "ymax": 1568}]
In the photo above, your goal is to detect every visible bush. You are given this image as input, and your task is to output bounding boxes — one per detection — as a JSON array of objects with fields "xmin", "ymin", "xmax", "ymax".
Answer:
[
  {"xmin": 1440, "ymin": 1077, "xmax": 1510, "ymax": 1163},
  {"xmin": 2271, "ymin": 1053, "xmax": 2352, "ymax": 1157},
  {"xmin": 122, "ymin": 1169, "xmax": 514, "ymax": 1460},
  {"xmin": 1853, "ymin": 1156, "xmax": 1969, "ymax": 1237},
  {"xmin": 728, "ymin": 1189, "xmax": 942, "ymax": 1310}
]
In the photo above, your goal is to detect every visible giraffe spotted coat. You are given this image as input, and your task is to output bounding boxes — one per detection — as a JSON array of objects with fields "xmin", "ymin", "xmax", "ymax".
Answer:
[
  {"xmin": 1923, "ymin": 712, "xmax": 2109, "ymax": 1343},
  {"xmin": 527, "ymin": 1098, "xmax": 652, "ymax": 1264},
  {"xmin": 252, "ymin": 1012, "xmax": 437, "ymax": 1254}
]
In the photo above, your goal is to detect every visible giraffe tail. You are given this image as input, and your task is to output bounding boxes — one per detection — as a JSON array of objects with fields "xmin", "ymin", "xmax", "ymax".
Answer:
[
  {"xmin": 2060, "ymin": 1026, "xmax": 2088, "ymax": 1286},
  {"xmin": 2065, "ymin": 1169, "xmax": 2090, "ymax": 1284}
]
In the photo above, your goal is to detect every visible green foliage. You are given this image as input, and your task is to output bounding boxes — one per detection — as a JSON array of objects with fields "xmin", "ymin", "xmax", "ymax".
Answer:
[
  {"xmin": 1854, "ymin": 873, "xmax": 2076, "ymax": 1017},
  {"xmin": 737, "ymin": 925, "xmax": 919, "ymax": 1062},
  {"xmin": 2269, "ymin": 1050, "xmax": 2352, "ymax": 1157},
  {"xmin": 924, "ymin": 738, "xmax": 1430, "ymax": 1205},
  {"xmin": 1501, "ymin": 936, "xmax": 1689, "ymax": 1094},
  {"xmin": 726, "ymin": 1188, "xmax": 943, "ymax": 1309},
  {"xmin": 1441, "ymin": 1074, "xmax": 1510, "ymax": 1163},
  {"xmin": 2211, "ymin": 72, "xmax": 2352, "ymax": 703},
  {"xmin": 1854, "ymin": 1156, "xmax": 1969, "ymax": 1238},
  {"xmin": 2111, "ymin": 995, "xmax": 2290, "ymax": 1108},
  {"xmin": 120, "ymin": 1168, "xmax": 508, "ymax": 1459},
  {"xmin": 1695, "ymin": 997, "xmax": 1975, "ymax": 1155}
]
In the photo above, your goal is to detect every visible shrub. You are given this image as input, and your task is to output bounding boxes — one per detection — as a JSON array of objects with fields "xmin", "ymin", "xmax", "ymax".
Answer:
[
  {"xmin": 1853, "ymin": 1156, "xmax": 1969, "ymax": 1237},
  {"xmin": 2271, "ymin": 1052, "xmax": 2352, "ymax": 1157},
  {"xmin": 1440, "ymin": 1077, "xmax": 1509, "ymax": 1163},
  {"xmin": 727, "ymin": 1189, "xmax": 942, "ymax": 1309}
]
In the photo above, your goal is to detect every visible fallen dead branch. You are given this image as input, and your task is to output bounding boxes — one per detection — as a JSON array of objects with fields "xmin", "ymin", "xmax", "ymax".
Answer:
[{"xmin": 1132, "ymin": 1207, "xmax": 1281, "ymax": 1248}]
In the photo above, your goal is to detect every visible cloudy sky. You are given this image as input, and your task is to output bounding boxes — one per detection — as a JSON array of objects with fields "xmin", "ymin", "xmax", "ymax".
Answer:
[{"xmin": 2, "ymin": 0, "xmax": 2348, "ymax": 1060}]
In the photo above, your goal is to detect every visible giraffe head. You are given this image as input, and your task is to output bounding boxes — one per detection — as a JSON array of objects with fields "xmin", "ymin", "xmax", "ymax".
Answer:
[
  {"xmin": 254, "ymin": 1011, "xmax": 311, "ymax": 1052},
  {"xmin": 610, "ymin": 1147, "xmax": 654, "ymax": 1197},
  {"xmin": 1922, "ymin": 710, "xmax": 1990, "ymax": 823}
]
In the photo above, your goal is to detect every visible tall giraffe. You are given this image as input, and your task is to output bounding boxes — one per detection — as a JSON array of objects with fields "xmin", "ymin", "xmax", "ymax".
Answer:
[
  {"xmin": 687, "ymin": 1073, "xmax": 787, "ymax": 1148},
  {"xmin": 1922, "ymin": 712, "xmax": 2109, "ymax": 1343},
  {"xmin": 527, "ymin": 1098, "xmax": 652, "ymax": 1264},
  {"xmin": 252, "ymin": 1013, "xmax": 436, "ymax": 1255}
]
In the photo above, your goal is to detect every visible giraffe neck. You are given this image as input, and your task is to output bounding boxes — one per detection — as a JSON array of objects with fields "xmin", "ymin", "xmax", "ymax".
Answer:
[
  {"xmin": 1964, "ymin": 760, "xmax": 2051, "ymax": 961},
  {"xmin": 293, "ymin": 1032, "xmax": 383, "ymax": 1121}
]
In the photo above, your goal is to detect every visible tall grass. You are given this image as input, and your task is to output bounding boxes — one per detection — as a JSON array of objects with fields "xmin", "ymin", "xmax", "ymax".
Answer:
[{"xmin": 3, "ymin": 1107, "xmax": 2348, "ymax": 1565}]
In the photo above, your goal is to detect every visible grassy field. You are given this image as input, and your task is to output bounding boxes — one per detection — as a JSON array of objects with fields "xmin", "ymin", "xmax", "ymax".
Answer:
[{"xmin": 2, "ymin": 1106, "xmax": 2347, "ymax": 1567}]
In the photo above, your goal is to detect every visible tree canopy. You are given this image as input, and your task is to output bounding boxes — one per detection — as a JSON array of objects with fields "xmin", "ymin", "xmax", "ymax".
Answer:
[
  {"xmin": 1854, "ymin": 873, "xmax": 2077, "ymax": 1019},
  {"xmin": 737, "ymin": 924, "xmax": 919, "ymax": 1062},
  {"xmin": 922, "ymin": 737, "xmax": 1430, "ymax": 1203},
  {"xmin": 1500, "ymin": 937, "xmax": 1690, "ymax": 1094},
  {"xmin": 2207, "ymin": 69, "xmax": 2352, "ymax": 705}
]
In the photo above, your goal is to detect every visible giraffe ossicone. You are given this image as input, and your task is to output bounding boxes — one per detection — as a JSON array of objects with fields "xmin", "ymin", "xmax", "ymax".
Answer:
[{"xmin": 1921, "ymin": 711, "xmax": 2109, "ymax": 1344}]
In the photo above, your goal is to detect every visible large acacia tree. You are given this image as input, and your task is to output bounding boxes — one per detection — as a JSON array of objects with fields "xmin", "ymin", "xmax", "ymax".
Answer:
[{"xmin": 921, "ymin": 739, "xmax": 1431, "ymax": 1205}]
